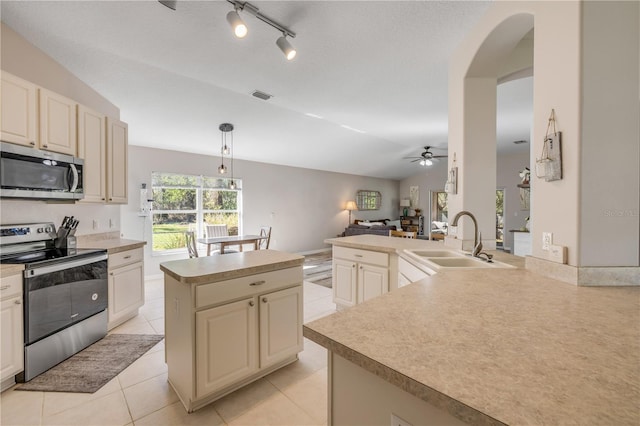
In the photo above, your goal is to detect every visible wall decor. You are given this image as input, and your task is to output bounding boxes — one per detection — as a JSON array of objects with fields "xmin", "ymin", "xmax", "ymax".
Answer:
[
  {"xmin": 409, "ymin": 186, "xmax": 419, "ymax": 207},
  {"xmin": 356, "ymin": 190, "xmax": 381, "ymax": 210},
  {"xmin": 536, "ymin": 109, "xmax": 563, "ymax": 182}
]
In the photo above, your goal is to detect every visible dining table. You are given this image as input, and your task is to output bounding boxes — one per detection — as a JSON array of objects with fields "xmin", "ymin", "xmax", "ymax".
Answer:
[{"xmin": 197, "ymin": 234, "xmax": 266, "ymax": 256}]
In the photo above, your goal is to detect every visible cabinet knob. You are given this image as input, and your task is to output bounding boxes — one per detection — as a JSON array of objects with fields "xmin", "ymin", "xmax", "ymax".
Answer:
[
  {"xmin": 101, "ymin": 198, "xmax": 106, "ymax": 201},
  {"xmin": 42, "ymin": 144, "xmax": 48, "ymax": 148},
  {"xmin": 30, "ymin": 141, "xmax": 36, "ymax": 146},
  {"xmin": 262, "ymin": 297, "xmax": 268, "ymax": 303},
  {"xmin": 359, "ymin": 266, "xmax": 363, "ymax": 270},
  {"xmin": 14, "ymin": 300, "xmax": 21, "ymax": 305},
  {"xmin": 352, "ymin": 264, "xmax": 356, "ymax": 268},
  {"xmin": 248, "ymin": 300, "xmax": 255, "ymax": 307}
]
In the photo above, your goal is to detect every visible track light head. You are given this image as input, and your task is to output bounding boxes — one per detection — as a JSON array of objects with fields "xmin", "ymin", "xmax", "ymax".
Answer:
[
  {"xmin": 227, "ymin": 10, "xmax": 248, "ymax": 38},
  {"xmin": 276, "ymin": 35, "xmax": 296, "ymax": 60}
]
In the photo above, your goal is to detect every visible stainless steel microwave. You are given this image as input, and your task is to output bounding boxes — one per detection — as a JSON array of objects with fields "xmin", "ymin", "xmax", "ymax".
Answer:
[{"xmin": 0, "ymin": 142, "xmax": 84, "ymax": 200}]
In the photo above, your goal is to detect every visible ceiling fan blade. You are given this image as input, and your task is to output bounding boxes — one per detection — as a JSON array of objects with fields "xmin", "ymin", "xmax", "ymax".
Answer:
[
  {"xmin": 410, "ymin": 159, "xmax": 421, "ymax": 163},
  {"xmin": 402, "ymin": 156, "xmax": 423, "ymax": 160},
  {"xmin": 159, "ymin": 0, "xmax": 177, "ymax": 10},
  {"xmin": 433, "ymin": 155, "xmax": 448, "ymax": 158}
]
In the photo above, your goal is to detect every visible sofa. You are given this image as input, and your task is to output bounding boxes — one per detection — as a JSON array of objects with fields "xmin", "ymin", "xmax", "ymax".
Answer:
[{"xmin": 341, "ymin": 219, "xmax": 399, "ymax": 237}]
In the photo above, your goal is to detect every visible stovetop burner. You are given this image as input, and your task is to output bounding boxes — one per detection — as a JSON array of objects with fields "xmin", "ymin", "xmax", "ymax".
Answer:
[{"xmin": 0, "ymin": 247, "xmax": 105, "ymax": 267}]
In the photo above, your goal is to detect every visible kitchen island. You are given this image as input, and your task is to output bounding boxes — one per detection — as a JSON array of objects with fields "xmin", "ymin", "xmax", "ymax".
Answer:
[
  {"xmin": 160, "ymin": 250, "xmax": 304, "ymax": 412},
  {"xmin": 306, "ymin": 235, "xmax": 639, "ymax": 425}
]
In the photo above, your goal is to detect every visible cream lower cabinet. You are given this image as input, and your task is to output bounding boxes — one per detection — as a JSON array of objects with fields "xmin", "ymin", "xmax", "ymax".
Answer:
[
  {"xmin": 333, "ymin": 246, "xmax": 389, "ymax": 308},
  {"xmin": 165, "ymin": 267, "xmax": 303, "ymax": 412},
  {"xmin": 1, "ymin": 273, "xmax": 24, "ymax": 391},
  {"xmin": 107, "ymin": 248, "xmax": 144, "ymax": 330}
]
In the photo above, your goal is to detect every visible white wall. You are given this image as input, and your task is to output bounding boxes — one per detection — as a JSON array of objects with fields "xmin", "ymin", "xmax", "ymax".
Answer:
[
  {"xmin": 579, "ymin": 1, "xmax": 639, "ymax": 266},
  {"xmin": 448, "ymin": 1, "xmax": 639, "ymax": 268},
  {"xmin": 125, "ymin": 146, "xmax": 400, "ymax": 276},
  {"xmin": 399, "ymin": 160, "xmax": 448, "ymax": 227}
]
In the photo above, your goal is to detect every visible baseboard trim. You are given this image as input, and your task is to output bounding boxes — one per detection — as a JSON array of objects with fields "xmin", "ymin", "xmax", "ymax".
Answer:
[{"xmin": 525, "ymin": 256, "xmax": 639, "ymax": 286}]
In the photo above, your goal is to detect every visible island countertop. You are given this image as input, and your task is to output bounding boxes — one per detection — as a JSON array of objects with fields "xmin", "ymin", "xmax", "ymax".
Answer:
[
  {"xmin": 307, "ymin": 237, "xmax": 640, "ymax": 425},
  {"xmin": 160, "ymin": 249, "xmax": 304, "ymax": 285}
]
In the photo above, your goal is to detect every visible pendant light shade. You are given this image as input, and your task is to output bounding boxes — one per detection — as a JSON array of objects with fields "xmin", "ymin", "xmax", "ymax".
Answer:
[
  {"xmin": 227, "ymin": 10, "xmax": 248, "ymax": 38},
  {"xmin": 276, "ymin": 35, "xmax": 296, "ymax": 60},
  {"xmin": 218, "ymin": 164, "xmax": 227, "ymax": 174}
]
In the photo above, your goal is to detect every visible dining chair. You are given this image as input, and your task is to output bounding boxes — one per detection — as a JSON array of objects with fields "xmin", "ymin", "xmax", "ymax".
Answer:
[
  {"xmin": 185, "ymin": 231, "xmax": 199, "ymax": 258},
  {"xmin": 259, "ymin": 226, "xmax": 272, "ymax": 249},
  {"xmin": 389, "ymin": 230, "xmax": 417, "ymax": 239},
  {"xmin": 205, "ymin": 223, "xmax": 238, "ymax": 254}
]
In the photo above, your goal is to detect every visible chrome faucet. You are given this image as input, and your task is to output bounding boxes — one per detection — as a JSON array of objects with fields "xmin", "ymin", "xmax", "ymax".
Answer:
[
  {"xmin": 450, "ymin": 211, "xmax": 493, "ymax": 261},
  {"xmin": 451, "ymin": 211, "xmax": 479, "ymax": 254}
]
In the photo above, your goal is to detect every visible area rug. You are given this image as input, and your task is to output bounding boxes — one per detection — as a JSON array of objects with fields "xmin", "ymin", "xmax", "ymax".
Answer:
[
  {"xmin": 303, "ymin": 251, "xmax": 333, "ymax": 288},
  {"xmin": 16, "ymin": 334, "xmax": 164, "ymax": 393}
]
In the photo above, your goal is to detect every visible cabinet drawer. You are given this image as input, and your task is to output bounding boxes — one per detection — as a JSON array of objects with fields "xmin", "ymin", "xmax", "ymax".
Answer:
[
  {"xmin": 108, "ymin": 248, "xmax": 143, "ymax": 269},
  {"xmin": 196, "ymin": 267, "xmax": 302, "ymax": 309},
  {"xmin": 0, "ymin": 274, "xmax": 22, "ymax": 300},
  {"xmin": 334, "ymin": 246, "xmax": 388, "ymax": 267}
]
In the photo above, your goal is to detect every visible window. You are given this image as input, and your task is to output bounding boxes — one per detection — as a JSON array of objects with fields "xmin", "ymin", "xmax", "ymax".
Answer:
[
  {"xmin": 151, "ymin": 172, "xmax": 242, "ymax": 253},
  {"xmin": 356, "ymin": 190, "xmax": 381, "ymax": 210}
]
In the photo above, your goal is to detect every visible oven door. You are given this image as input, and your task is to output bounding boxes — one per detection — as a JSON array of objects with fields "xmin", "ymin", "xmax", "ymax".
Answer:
[
  {"xmin": 0, "ymin": 142, "xmax": 84, "ymax": 200},
  {"xmin": 24, "ymin": 253, "xmax": 107, "ymax": 345}
]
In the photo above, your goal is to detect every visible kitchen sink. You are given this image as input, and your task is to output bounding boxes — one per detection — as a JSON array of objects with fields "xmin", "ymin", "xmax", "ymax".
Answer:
[
  {"xmin": 402, "ymin": 248, "xmax": 515, "ymax": 270},
  {"xmin": 405, "ymin": 250, "xmax": 464, "ymax": 258}
]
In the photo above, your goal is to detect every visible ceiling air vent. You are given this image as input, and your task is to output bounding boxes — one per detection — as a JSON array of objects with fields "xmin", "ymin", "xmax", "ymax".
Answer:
[
  {"xmin": 513, "ymin": 140, "xmax": 528, "ymax": 145},
  {"xmin": 251, "ymin": 90, "xmax": 272, "ymax": 101}
]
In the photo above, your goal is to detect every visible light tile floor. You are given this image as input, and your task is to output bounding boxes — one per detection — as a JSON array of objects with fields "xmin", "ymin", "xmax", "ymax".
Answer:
[{"xmin": 0, "ymin": 277, "xmax": 336, "ymax": 426}]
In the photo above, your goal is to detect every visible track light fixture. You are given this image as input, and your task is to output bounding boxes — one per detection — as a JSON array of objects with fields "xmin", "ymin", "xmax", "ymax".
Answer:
[
  {"xmin": 226, "ymin": 7, "xmax": 248, "ymax": 38},
  {"xmin": 226, "ymin": 0, "xmax": 297, "ymax": 60},
  {"xmin": 276, "ymin": 35, "xmax": 296, "ymax": 60}
]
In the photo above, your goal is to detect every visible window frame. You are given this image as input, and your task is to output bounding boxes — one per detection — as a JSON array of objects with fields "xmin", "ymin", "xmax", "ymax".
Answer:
[{"xmin": 151, "ymin": 172, "xmax": 242, "ymax": 255}]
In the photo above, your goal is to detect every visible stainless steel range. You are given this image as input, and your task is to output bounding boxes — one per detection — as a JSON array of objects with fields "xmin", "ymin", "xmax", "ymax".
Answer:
[{"xmin": 0, "ymin": 223, "xmax": 108, "ymax": 382}]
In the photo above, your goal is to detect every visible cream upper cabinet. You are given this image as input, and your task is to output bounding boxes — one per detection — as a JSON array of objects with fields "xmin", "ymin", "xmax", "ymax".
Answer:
[
  {"xmin": 39, "ymin": 88, "xmax": 77, "ymax": 155},
  {"xmin": 1, "ymin": 71, "xmax": 38, "ymax": 147},
  {"xmin": 106, "ymin": 118, "xmax": 128, "ymax": 204},
  {"xmin": 77, "ymin": 105, "xmax": 107, "ymax": 203}
]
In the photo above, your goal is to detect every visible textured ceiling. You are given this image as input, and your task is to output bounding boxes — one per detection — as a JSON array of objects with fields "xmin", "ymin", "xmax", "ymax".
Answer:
[{"xmin": 1, "ymin": 0, "xmax": 532, "ymax": 180}]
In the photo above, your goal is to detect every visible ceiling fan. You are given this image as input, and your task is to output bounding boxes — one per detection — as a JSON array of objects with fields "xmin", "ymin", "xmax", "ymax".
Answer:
[{"xmin": 403, "ymin": 146, "xmax": 448, "ymax": 166}]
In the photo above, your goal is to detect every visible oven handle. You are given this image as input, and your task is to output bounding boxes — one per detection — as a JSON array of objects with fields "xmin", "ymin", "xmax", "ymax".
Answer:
[{"xmin": 24, "ymin": 253, "xmax": 108, "ymax": 278}]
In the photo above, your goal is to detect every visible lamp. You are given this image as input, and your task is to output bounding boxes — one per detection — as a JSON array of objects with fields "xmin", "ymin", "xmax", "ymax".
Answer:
[
  {"xmin": 227, "ymin": 7, "xmax": 248, "ymax": 38},
  {"xmin": 345, "ymin": 200, "xmax": 358, "ymax": 225},
  {"xmin": 400, "ymin": 199, "xmax": 410, "ymax": 217},
  {"xmin": 419, "ymin": 159, "xmax": 433, "ymax": 166},
  {"xmin": 225, "ymin": 0, "xmax": 297, "ymax": 60}
]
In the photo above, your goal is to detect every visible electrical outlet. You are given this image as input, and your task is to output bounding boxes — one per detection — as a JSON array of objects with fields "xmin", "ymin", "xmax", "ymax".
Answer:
[
  {"xmin": 390, "ymin": 414, "xmax": 412, "ymax": 426},
  {"xmin": 542, "ymin": 232, "xmax": 552, "ymax": 251},
  {"xmin": 548, "ymin": 245, "xmax": 567, "ymax": 263}
]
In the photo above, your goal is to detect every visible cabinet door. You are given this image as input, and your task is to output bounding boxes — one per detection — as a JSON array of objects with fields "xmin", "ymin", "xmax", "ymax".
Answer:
[
  {"xmin": 333, "ymin": 258, "xmax": 357, "ymax": 307},
  {"xmin": 358, "ymin": 263, "xmax": 388, "ymax": 303},
  {"xmin": 78, "ymin": 105, "xmax": 107, "ymax": 203},
  {"xmin": 108, "ymin": 261, "xmax": 144, "ymax": 329},
  {"xmin": 259, "ymin": 286, "xmax": 303, "ymax": 368},
  {"xmin": 1, "ymin": 296, "xmax": 24, "ymax": 380},
  {"xmin": 39, "ymin": 88, "xmax": 77, "ymax": 155},
  {"xmin": 196, "ymin": 297, "xmax": 258, "ymax": 398},
  {"xmin": 106, "ymin": 118, "xmax": 128, "ymax": 204},
  {"xmin": 1, "ymin": 72, "xmax": 37, "ymax": 147}
]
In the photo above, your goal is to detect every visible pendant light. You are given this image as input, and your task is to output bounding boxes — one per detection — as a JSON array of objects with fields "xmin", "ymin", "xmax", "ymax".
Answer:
[{"xmin": 218, "ymin": 123, "xmax": 237, "ymax": 189}]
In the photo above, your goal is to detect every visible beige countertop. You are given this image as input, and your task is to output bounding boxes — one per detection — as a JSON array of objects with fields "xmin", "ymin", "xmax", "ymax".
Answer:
[
  {"xmin": 1, "ymin": 263, "xmax": 24, "ymax": 277},
  {"xmin": 308, "ymin": 235, "xmax": 640, "ymax": 425},
  {"xmin": 78, "ymin": 238, "xmax": 146, "ymax": 254},
  {"xmin": 160, "ymin": 249, "xmax": 304, "ymax": 285}
]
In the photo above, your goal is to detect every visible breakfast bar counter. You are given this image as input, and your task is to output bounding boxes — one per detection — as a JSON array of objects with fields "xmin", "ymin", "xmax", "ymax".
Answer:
[{"xmin": 306, "ymin": 236, "xmax": 639, "ymax": 425}]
